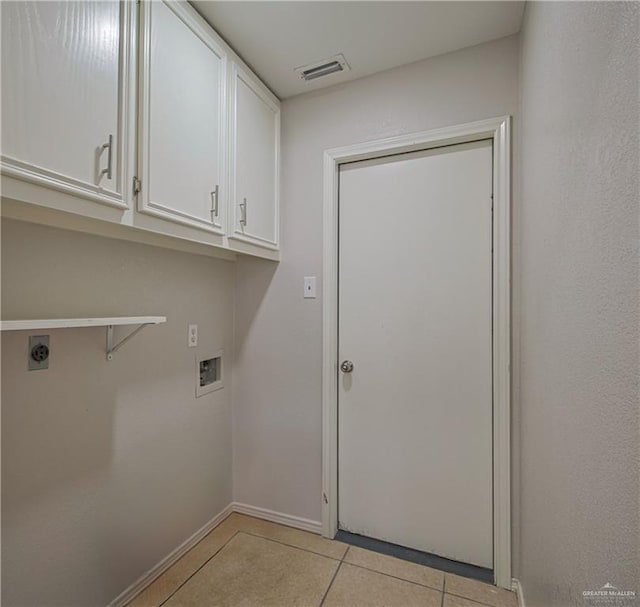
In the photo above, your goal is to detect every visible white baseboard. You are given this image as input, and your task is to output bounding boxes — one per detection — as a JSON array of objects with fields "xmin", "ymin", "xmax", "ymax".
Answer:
[
  {"xmin": 512, "ymin": 578, "xmax": 526, "ymax": 607},
  {"xmin": 108, "ymin": 503, "xmax": 234, "ymax": 607},
  {"xmin": 231, "ymin": 502, "xmax": 323, "ymax": 535}
]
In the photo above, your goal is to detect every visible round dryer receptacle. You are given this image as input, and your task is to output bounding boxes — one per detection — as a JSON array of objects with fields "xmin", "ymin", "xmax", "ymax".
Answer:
[{"xmin": 30, "ymin": 344, "xmax": 50, "ymax": 362}]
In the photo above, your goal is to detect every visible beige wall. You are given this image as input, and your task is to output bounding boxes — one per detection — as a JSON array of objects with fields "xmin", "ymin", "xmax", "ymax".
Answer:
[
  {"xmin": 1, "ymin": 219, "xmax": 235, "ymax": 606},
  {"xmin": 518, "ymin": 2, "xmax": 639, "ymax": 604},
  {"xmin": 232, "ymin": 34, "xmax": 520, "ymax": 526}
]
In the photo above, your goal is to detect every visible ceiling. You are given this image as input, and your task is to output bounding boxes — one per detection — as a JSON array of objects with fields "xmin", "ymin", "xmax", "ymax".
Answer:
[{"xmin": 191, "ymin": 1, "xmax": 525, "ymax": 99}]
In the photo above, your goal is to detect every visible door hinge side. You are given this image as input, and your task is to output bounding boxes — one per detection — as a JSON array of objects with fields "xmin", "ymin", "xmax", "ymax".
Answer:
[{"xmin": 133, "ymin": 176, "xmax": 141, "ymax": 197}]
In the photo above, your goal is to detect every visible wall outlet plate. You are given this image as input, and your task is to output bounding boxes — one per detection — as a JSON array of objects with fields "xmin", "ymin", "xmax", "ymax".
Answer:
[
  {"xmin": 188, "ymin": 324, "xmax": 198, "ymax": 347},
  {"xmin": 28, "ymin": 335, "xmax": 50, "ymax": 370}
]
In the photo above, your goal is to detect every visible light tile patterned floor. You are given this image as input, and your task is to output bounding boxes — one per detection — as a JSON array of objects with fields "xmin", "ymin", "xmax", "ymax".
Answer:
[{"xmin": 128, "ymin": 513, "xmax": 518, "ymax": 607}]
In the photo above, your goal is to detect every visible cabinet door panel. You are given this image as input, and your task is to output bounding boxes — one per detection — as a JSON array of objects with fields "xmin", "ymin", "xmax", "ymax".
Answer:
[
  {"xmin": 139, "ymin": 0, "xmax": 226, "ymax": 233},
  {"xmin": 1, "ymin": 1, "xmax": 128, "ymax": 207},
  {"xmin": 230, "ymin": 64, "xmax": 280, "ymax": 250}
]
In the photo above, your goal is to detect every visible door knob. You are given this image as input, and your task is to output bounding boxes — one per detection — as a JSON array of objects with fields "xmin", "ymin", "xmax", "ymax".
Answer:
[{"xmin": 340, "ymin": 360, "xmax": 354, "ymax": 373}]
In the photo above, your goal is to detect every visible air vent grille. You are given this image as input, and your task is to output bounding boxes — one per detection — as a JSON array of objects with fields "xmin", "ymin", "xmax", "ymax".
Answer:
[{"xmin": 295, "ymin": 54, "xmax": 350, "ymax": 82}]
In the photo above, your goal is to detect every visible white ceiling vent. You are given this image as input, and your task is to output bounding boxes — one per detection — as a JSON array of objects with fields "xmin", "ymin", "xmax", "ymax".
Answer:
[{"xmin": 295, "ymin": 54, "xmax": 350, "ymax": 82}]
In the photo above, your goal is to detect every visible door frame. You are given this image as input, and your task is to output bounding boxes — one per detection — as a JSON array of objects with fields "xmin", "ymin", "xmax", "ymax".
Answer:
[{"xmin": 321, "ymin": 116, "xmax": 512, "ymax": 587}]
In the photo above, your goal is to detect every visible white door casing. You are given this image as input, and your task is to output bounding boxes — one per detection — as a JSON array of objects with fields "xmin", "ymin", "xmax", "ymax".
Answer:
[
  {"xmin": 338, "ymin": 140, "xmax": 493, "ymax": 569},
  {"xmin": 322, "ymin": 117, "xmax": 511, "ymax": 586}
]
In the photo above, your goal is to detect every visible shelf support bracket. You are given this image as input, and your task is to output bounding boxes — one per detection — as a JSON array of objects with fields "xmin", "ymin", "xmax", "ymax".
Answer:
[{"xmin": 106, "ymin": 323, "xmax": 153, "ymax": 361}]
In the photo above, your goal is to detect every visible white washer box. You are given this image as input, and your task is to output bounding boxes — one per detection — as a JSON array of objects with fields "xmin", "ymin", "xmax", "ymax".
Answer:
[{"xmin": 196, "ymin": 349, "xmax": 224, "ymax": 397}]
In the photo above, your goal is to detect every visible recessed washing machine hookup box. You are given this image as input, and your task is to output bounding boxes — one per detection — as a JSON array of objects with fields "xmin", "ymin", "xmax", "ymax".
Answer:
[{"xmin": 196, "ymin": 350, "xmax": 223, "ymax": 397}]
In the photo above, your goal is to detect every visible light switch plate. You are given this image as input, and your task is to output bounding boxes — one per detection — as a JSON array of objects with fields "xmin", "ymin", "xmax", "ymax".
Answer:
[{"xmin": 304, "ymin": 276, "xmax": 317, "ymax": 299}]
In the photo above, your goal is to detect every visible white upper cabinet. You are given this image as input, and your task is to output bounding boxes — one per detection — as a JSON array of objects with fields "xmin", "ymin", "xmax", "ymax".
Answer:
[
  {"xmin": 0, "ymin": 0, "xmax": 134, "ymax": 209},
  {"xmin": 229, "ymin": 62, "xmax": 280, "ymax": 250},
  {"xmin": 138, "ymin": 0, "xmax": 227, "ymax": 234},
  {"xmin": 1, "ymin": 0, "xmax": 280, "ymax": 259}
]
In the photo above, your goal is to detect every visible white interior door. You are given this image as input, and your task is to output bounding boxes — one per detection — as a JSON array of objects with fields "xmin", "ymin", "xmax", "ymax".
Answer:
[{"xmin": 338, "ymin": 139, "xmax": 494, "ymax": 569}]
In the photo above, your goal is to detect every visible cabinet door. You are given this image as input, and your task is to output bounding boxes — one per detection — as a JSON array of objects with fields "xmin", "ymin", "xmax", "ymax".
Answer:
[
  {"xmin": 0, "ymin": 0, "xmax": 133, "ymax": 209},
  {"xmin": 229, "ymin": 63, "xmax": 280, "ymax": 250},
  {"xmin": 138, "ymin": 0, "xmax": 226, "ymax": 234}
]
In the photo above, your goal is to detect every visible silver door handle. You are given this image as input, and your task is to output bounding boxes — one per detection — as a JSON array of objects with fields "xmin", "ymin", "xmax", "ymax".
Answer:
[
  {"xmin": 340, "ymin": 360, "xmax": 354, "ymax": 373},
  {"xmin": 240, "ymin": 197, "xmax": 247, "ymax": 226},
  {"xmin": 210, "ymin": 185, "xmax": 219, "ymax": 220},
  {"xmin": 101, "ymin": 134, "xmax": 113, "ymax": 180}
]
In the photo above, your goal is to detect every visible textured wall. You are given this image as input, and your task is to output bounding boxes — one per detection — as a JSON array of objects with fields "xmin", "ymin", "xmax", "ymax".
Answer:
[
  {"xmin": 232, "ymin": 35, "xmax": 520, "ymax": 525},
  {"xmin": 518, "ymin": 2, "xmax": 639, "ymax": 604},
  {"xmin": 1, "ymin": 219, "xmax": 235, "ymax": 606}
]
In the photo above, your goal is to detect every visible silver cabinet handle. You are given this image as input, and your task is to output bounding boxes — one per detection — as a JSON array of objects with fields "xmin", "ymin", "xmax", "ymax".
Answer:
[
  {"xmin": 340, "ymin": 360, "xmax": 354, "ymax": 373},
  {"xmin": 210, "ymin": 185, "xmax": 219, "ymax": 220},
  {"xmin": 240, "ymin": 197, "xmax": 247, "ymax": 226},
  {"xmin": 101, "ymin": 134, "xmax": 113, "ymax": 180}
]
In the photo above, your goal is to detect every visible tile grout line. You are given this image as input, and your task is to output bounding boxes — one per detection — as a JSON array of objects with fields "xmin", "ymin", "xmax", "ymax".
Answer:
[
  {"xmin": 243, "ymin": 533, "xmax": 444, "ymax": 594},
  {"xmin": 343, "ymin": 547, "xmax": 444, "ymax": 594},
  {"xmin": 246, "ymin": 531, "xmax": 448, "ymax": 594},
  {"xmin": 156, "ymin": 529, "xmax": 242, "ymax": 607},
  {"xmin": 319, "ymin": 561, "xmax": 343, "ymax": 607},
  {"xmin": 239, "ymin": 530, "xmax": 347, "ymax": 561},
  {"xmin": 344, "ymin": 562, "xmax": 444, "ymax": 593},
  {"xmin": 317, "ymin": 545, "xmax": 349, "ymax": 607},
  {"xmin": 342, "ymin": 546, "xmax": 350, "ymax": 562}
]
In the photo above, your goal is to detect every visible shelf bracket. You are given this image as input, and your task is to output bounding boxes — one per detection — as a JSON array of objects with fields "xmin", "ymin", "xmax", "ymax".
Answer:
[{"xmin": 106, "ymin": 323, "xmax": 154, "ymax": 361}]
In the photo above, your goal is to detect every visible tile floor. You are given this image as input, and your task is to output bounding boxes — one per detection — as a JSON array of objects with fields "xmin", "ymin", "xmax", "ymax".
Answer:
[{"xmin": 129, "ymin": 513, "xmax": 518, "ymax": 607}]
